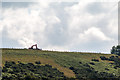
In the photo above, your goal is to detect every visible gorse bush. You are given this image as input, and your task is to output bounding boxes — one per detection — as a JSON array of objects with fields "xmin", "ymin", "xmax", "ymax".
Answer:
[
  {"xmin": 35, "ymin": 61, "xmax": 41, "ymax": 64},
  {"xmin": 100, "ymin": 56, "xmax": 109, "ymax": 60},
  {"xmin": 69, "ymin": 63, "xmax": 116, "ymax": 79},
  {"xmin": 91, "ymin": 59, "xmax": 99, "ymax": 62},
  {"xmin": 2, "ymin": 61, "xmax": 66, "ymax": 80},
  {"xmin": 89, "ymin": 62, "xmax": 95, "ymax": 65},
  {"xmin": 100, "ymin": 56, "xmax": 120, "ymax": 68}
]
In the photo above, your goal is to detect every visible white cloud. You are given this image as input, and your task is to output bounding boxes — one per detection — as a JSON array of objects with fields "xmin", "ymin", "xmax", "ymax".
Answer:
[
  {"xmin": 65, "ymin": 2, "xmax": 117, "ymax": 43},
  {"xmin": 1, "ymin": 2, "xmax": 118, "ymax": 53},
  {"xmin": 79, "ymin": 27, "xmax": 111, "ymax": 42},
  {"xmin": 18, "ymin": 37, "xmax": 36, "ymax": 48},
  {"xmin": 65, "ymin": 2, "xmax": 117, "ymax": 33},
  {"xmin": 1, "ymin": 2, "xmax": 61, "ymax": 48},
  {"xmin": 63, "ymin": 2, "xmax": 117, "ymax": 52}
]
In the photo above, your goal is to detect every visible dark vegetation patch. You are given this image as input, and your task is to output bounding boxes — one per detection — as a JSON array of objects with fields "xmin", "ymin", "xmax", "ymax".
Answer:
[
  {"xmin": 79, "ymin": 62, "xmax": 82, "ymax": 64},
  {"xmin": 91, "ymin": 59, "xmax": 99, "ymax": 62},
  {"xmin": 105, "ymin": 68, "xmax": 109, "ymax": 71},
  {"xmin": 100, "ymin": 56, "xmax": 109, "ymax": 60},
  {"xmin": 69, "ymin": 62, "xmax": 116, "ymax": 79},
  {"xmin": 2, "ymin": 61, "xmax": 66, "ymax": 80},
  {"xmin": 89, "ymin": 62, "xmax": 95, "ymax": 65},
  {"xmin": 100, "ymin": 56, "xmax": 120, "ymax": 69},
  {"xmin": 35, "ymin": 61, "xmax": 41, "ymax": 64}
]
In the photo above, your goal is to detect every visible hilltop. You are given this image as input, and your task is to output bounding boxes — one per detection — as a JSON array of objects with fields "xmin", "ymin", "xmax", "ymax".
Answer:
[{"xmin": 1, "ymin": 48, "xmax": 120, "ymax": 79}]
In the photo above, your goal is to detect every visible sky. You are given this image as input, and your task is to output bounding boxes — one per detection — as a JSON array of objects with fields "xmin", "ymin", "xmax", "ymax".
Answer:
[{"xmin": 0, "ymin": 1, "xmax": 118, "ymax": 53}]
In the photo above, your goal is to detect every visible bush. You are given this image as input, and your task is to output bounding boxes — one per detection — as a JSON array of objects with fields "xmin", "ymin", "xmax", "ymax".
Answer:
[
  {"xmin": 114, "ymin": 66, "xmax": 117, "ymax": 69},
  {"xmin": 89, "ymin": 62, "xmax": 95, "ymax": 65},
  {"xmin": 101, "ymin": 56, "xmax": 120, "ymax": 68},
  {"xmin": 68, "ymin": 62, "xmax": 116, "ymax": 79},
  {"xmin": 105, "ymin": 68, "xmax": 109, "ymax": 71},
  {"xmin": 69, "ymin": 67, "xmax": 74, "ymax": 70},
  {"xmin": 79, "ymin": 62, "xmax": 82, "ymax": 64},
  {"xmin": 71, "ymin": 66, "xmax": 116, "ymax": 79},
  {"xmin": 91, "ymin": 59, "xmax": 99, "ymax": 62},
  {"xmin": 2, "ymin": 61, "xmax": 66, "ymax": 79},
  {"xmin": 35, "ymin": 61, "xmax": 41, "ymax": 64},
  {"xmin": 108, "ymin": 56, "xmax": 115, "ymax": 61},
  {"xmin": 100, "ymin": 56, "xmax": 108, "ymax": 60}
]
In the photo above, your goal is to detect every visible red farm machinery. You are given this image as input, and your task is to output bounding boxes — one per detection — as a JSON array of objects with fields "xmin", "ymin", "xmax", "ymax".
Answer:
[{"xmin": 29, "ymin": 44, "xmax": 42, "ymax": 50}]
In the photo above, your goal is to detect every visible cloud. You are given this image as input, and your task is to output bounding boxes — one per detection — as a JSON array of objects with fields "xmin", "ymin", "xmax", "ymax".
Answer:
[
  {"xmin": 1, "ymin": 2, "xmax": 118, "ymax": 53},
  {"xmin": 18, "ymin": 37, "xmax": 36, "ymax": 48},
  {"xmin": 1, "ymin": 2, "xmax": 61, "ymax": 48},
  {"xmin": 64, "ymin": 2, "xmax": 117, "ymax": 52},
  {"xmin": 66, "ymin": 2, "xmax": 117, "ymax": 37},
  {"xmin": 79, "ymin": 27, "xmax": 111, "ymax": 42}
]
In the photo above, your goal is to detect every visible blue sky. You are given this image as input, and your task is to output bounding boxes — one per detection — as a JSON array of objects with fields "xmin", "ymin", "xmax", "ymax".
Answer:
[{"xmin": 0, "ymin": 1, "xmax": 118, "ymax": 53}]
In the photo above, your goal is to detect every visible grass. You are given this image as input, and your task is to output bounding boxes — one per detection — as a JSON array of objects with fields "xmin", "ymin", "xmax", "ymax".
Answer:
[{"xmin": 2, "ymin": 48, "xmax": 120, "ymax": 78}]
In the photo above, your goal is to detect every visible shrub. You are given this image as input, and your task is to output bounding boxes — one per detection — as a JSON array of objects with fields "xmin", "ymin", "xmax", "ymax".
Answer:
[
  {"xmin": 2, "ymin": 61, "xmax": 66, "ymax": 79},
  {"xmin": 89, "ymin": 62, "xmax": 95, "ymax": 65},
  {"xmin": 35, "ymin": 61, "xmax": 41, "ymax": 64},
  {"xmin": 69, "ymin": 67, "xmax": 74, "ymax": 70},
  {"xmin": 71, "ymin": 66, "xmax": 116, "ymax": 79},
  {"xmin": 100, "ymin": 56, "xmax": 108, "ymax": 60},
  {"xmin": 108, "ymin": 56, "xmax": 115, "ymax": 61},
  {"xmin": 105, "ymin": 68, "xmax": 109, "ymax": 71},
  {"xmin": 79, "ymin": 62, "xmax": 82, "ymax": 64},
  {"xmin": 109, "ymin": 63, "xmax": 114, "ymax": 65},
  {"xmin": 114, "ymin": 66, "xmax": 117, "ymax": 69},
  {"xmin": 91, "ymin": 59, "xmax": 99, "ymax": 62},
  {"xmin": 45, "ymin": 64, "xmax": 52, "ymax": 68}
]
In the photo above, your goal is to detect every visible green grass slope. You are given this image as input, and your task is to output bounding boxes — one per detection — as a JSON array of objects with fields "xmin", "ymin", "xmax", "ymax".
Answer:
[{"xmin": 1, "ymin": 48, "xmax": 120, "ymax": 78}]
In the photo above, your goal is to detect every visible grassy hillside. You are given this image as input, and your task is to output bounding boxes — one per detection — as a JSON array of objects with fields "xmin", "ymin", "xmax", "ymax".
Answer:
[{"xmin": 1, "ymin": 48, "xmax": 120, "ymax": 79}]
